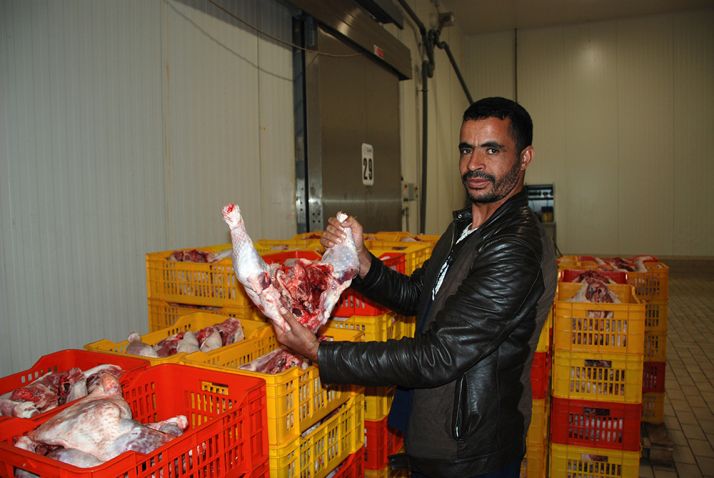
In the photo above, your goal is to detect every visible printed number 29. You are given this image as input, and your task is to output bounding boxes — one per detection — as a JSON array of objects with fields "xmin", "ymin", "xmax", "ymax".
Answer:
[{"xmin": 362, "ymin": 157, "xmax": 373, "ymax": 182}]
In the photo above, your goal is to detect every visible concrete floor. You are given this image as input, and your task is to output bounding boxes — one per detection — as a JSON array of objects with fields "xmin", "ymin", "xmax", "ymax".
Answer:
[{"xmin": 640, "ymin": 260, "xmax": 714, "ymax": 478}]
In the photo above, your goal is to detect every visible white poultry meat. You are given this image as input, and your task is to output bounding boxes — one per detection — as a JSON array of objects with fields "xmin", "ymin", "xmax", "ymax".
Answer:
[
  {"xmin": 16, "ymin": 373, "xmax": 188, "ymax": 468},
  {"xmin": 222, "ymin": 203, "xmax": 359, "ymax": 332}
]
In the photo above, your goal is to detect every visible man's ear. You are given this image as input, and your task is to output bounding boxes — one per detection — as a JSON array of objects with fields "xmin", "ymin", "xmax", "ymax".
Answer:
[{"xmin": 520, "ymin": 146, "xmax": 534, "ymax": 170}]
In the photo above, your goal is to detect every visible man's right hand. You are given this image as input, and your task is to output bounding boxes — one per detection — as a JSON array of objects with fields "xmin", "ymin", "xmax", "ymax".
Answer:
[{"xmin": 321, "ymin": 215, "xmax": 372, "ymax": 278}]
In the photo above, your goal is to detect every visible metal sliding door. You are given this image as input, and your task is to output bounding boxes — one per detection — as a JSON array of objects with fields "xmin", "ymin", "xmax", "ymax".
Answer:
[{"xmin": 301, "ymin": 25, "xmax": 402, "ymax": 232}]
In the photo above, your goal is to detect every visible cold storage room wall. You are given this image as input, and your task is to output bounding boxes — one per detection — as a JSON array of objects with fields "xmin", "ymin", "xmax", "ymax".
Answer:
[
  {"xmin": 0, "ymin": 0, "xmax": 295, "ymax": 375},
  {"xmin": 463, "ymin": 8, "xmax": 714, "ymax": 257},
  {"xmin": 386, "ymin": 0, "xmax": 471, "ymax": 235}
]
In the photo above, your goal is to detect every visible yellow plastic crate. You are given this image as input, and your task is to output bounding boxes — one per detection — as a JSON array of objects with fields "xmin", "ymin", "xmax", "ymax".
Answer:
[
  {"xmin": 373, "ymin": 231, "xmax": 415, "ymax": 242},
  {"xmin": 145, "ymin": 244, "xmax": 251, "ymax": 307},
  {"xmin": 644, "ymin": 301, "xmax": 668, "ymax": 334},
  {"xmin": 325, "ymin": 314, "xmax": 415, "ymax": 342},
  {"xmin": 553, "ymin": 283, "xmax": 645, "ymax": 355},
  {"xmin": 527, "ymin": 398, "xmax": 549, "ymax": 448},
  {"xmin": 521, "ymin": 441, "xmax": 546, "ymax": 478},
  {"xmin": 269, "ymin": 395, "xmax": 364, "ymax": 478},
  {"xmin": 147, "ymin": 297, "xmax": 259, "ymax": 331},
  {"xmin": 551, "ymin": 350, "xmax": 643, "ymax": 404},
  {"xmin": 362, "ymin": 386, "xmax": 396, "ymax": 421},
  {"xmin": 644, "ymin": 331, "xmax": 667, "ymax": 362},
  {"xmin": 642, "ymin": 392, "xmax": 665, "ymax": 424},
  {"xmin": 366, "ymin": 240, "xmax": 431, "ymax": 275},
  {"xmin": 184, "ymin": 327, "xmax": 363, "ymax": 446},
  {"xmin": 292, "ymin": 232, "xmax": 324, "ymax": 241},
  {"xmin": 85, "ymin": 312, "xmax": 271, "ymax": 366},
  {"xmin": 550, "ymin": 444, "xmax": 640, "ymax": 478},
  {"xmin": 536, "ymin": 308, "xmax": 552, "ymax": 353},
  {"xmin": 255, "ymin": 238, "xmax": 324, "ymax": 254}
]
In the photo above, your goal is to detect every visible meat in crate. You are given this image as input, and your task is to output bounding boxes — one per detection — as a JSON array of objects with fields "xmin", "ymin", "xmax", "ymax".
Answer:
[
  {"xmin": 0, "ymin": 350, "xmax": 149, "ymax": 422},
  {"xmin": 0, "ymin": 364, "xmax": 268, "ymax": 477}
]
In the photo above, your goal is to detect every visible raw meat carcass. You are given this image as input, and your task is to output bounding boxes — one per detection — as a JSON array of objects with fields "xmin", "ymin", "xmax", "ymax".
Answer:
[
  {"xmin": 169, "ymin": 248, "xmax": 231, "ymax": 263},
  {"xmin": 0, "ymin": 365, "xmax": 122, "ymax": 419},
  {"xmin": 15, "ymin": 373, "xmax": 188, "ymax": 467},
  {"xmin": 222, "ymin": 203, "xmax": 359, "ymax": 332},
  {"xmin": 239, "ymin": 348, "xmax": 305, "ymax": 374},
  {"xmin": 126, "ymin": 317, "xmax": 245, "ymax": 358}
]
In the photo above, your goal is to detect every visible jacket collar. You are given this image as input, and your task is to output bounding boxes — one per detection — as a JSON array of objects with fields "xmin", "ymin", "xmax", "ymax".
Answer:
[{"xmin": 451, "ymin": 188, "xmax": 529, "ymax": 229}]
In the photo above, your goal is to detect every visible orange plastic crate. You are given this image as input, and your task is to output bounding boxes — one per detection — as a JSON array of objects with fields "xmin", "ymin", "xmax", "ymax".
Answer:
[
  {"xmin": 183, "ymin": 327, "xmax": 363, "ymax": 446},
  {"xmin": 147, "ymin": 297, "xmax": 259, "ymax": 331},
  {"xmin": 85, "ymin": 312, "xmax": 271, "ymax": 366},
  {"xmin": 645, "ymin": 301, "xmax": 668, "ymax": 334},
  {"xmin": 364, "ymin": 416, "xmax": 404, "ymax": 470},
  {"xmin": 269, "ymin": 395, "xmax": 364, "ymax": 478},
  {"xmin": 560, "ymin": 269, "xmax": 628, "ymax": 284},
  {"xmin": 550, "ymin": 397, "xmax": 641, "ymax": 451},
  {"xmin": 643, "ymin": 361, "xmax": 666, "ymax": 393},
  {"xmin": 626, "ymin": 262, "xmax": 669, "ymax": 302},
  {"xmin": 553, "ymin": 283, "xmax": 645, "ymax": 355},
  {"xmin": 551, "ymin": 350, "xmax": 643, "ymax": 404},
  {"xmin": 0, "ymin": 363, "xmax": 268, "ymax": 478},
  {"xmin": 642, "ymin": 392, "xmax": 665, "ymax": 424},
  {"xmin": 0, "ymin": 350, "xmax": 149, "ymax": 424},
  {"xmin": 644, "ymin": 331, "xmax": 667, "ymax": 362}
]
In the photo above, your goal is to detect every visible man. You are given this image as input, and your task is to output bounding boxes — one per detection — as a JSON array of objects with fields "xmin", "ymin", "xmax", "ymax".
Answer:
[{"xmin": 275, "ymin": 97, "xmax": 557, "ymax": 478}]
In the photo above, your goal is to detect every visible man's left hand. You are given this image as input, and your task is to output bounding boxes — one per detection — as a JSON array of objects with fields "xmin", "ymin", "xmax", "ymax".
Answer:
[{"xmin": 273, "ymin": 312, "xmax": 320, "ymax": 363}]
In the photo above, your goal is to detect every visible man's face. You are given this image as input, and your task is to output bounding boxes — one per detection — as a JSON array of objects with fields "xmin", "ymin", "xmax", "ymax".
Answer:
[{"xmin": 458, "ymin": 117, "xmax": 527, "ymax": 205}]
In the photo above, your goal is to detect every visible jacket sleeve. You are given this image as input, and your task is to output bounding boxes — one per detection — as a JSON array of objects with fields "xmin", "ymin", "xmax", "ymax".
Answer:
[{"xmin": 318, "ymin": 234, "xmax": 542, "ymax": 388}]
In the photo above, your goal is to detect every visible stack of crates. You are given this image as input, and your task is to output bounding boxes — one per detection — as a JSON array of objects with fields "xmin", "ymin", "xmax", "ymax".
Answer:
[
  {"xmin": 521, "ymin": 308, "xmax": 553, "ymax": 478},
  {"xmin": 145, "ymin": 240, "xmax": 321, "ymax": 331},
  {"xmin": 560, "ymin": 257, "xmax": 670, "ymax": 424},
  {"xmin": 630, "ymin": 260, "xmax": 669, "ymax": 425},
  {"xmin": 183, "ymin": 322, "xmax": 365, "ymax": 478},
  {"xmin": 549, "ymin": 269, "xmax": 646, "ymax": 478}
]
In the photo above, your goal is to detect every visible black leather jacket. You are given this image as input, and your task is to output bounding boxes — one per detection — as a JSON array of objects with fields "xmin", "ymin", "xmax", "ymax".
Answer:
[{"xmin": 318, "ymin": 190, "xmax": 557, "ymax": 477}]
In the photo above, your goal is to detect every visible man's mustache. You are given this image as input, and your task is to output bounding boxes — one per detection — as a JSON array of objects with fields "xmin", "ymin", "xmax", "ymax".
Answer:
[{"xmin": 462, "ymin": 170, "xmax": 495, "ymax": 183}]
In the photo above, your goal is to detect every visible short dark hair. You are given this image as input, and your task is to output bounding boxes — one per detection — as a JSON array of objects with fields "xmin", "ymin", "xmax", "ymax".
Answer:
[{"xmin": 462, "ymin": 97, "xmax": 533, "ymax": 154}]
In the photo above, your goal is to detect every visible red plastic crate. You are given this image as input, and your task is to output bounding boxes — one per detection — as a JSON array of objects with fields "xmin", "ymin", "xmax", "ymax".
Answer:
[
  {"xmin": 332, "ymin": 448, "xmax": 365, "ymax": 478},
  {"xmin": 550, "ymin": 397, "xmax": 642, "ymax": 451},
  {"xmin": 333, "ymin": 253, "xmax": 406, "ymax": 317},
  {"xmin": 643, "ymin": 361, "xmax": 666, "ymax": 393},
  {"xmin": 364, "ymin": 416, "xmax": 404, "ymax": 470},
  {"xmin": 531, "ymin": 352, "xmax": 551, "ymax": 400},
  {"xmin": 0, "ymin": 364, "xmax": 268, "ymax": 477},
  {"xmin": 261, "ymin": 250, "xmax": 322, "ymax": 265},
  {"xmin": 0, "ymin": 349, "xmax": 149, "ymax": 423}
]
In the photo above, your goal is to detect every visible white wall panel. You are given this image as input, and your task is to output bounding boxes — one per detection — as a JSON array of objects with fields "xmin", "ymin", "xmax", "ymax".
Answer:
[
  {"xmin": 0, "ymin": 0, "xmax": 164, "ymax": 374},
  {"xmin": 475, "ymin": 8, "xmax": 714, "ymax": 256},
  {"xmin": 387, "ymin": 0, "xmax": 470, "ymax": 235},
  {"xmin": 672, "ymin": 10, "xmax": 714, "ymax": 256},
  {"xmin": 0, "ymin": 0, "xmax": 294, "ymax": 375},
  {"xmin": 463, "ymin": 30, "xmax": 515, "ymax": 100},
  {"xmin": 615, "ymin": 15, "xmax": 674, "ymax": 256}
]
